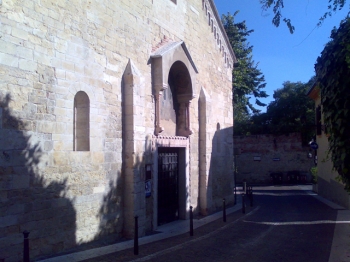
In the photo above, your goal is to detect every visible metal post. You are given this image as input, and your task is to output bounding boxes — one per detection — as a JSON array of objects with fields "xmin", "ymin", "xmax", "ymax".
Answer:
[
  {"xmin": 234, "ymin": 186, "xmax": 237, "ymax": 205},
  {"xmin": 243, "ymin": 180, "xmax": 247, "ymax": 194},
  {"xmin": 250, "ymin": 186, "xmax": 254, "ymax": 207},
  {"xmin": 242, "ymin": 194, "xmax": 245, "ymax": 214},
  {"xmin": 234, "ymin": 153, "xmax": 237, "ymax": 206},
  {"xmin": 23, "ymin": 231, "xmax": 30, "ymax": 262},
  {"xmin": 223, "ymin": 198, "xmax": 226, "ymax": 222},
  {"xmin": 190, "ymin": 206, "xmax": 194, "ymax": 236},
  {"xmin": 134, "ymin": 216, "xmax": 138, "ymax": 255}
]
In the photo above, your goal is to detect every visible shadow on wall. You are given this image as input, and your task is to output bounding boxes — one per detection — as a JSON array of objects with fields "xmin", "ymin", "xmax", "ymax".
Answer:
[
  {"xmin": 0, "ymin": 94, "xmax": 76, "ymax": 261},
  {"xmin": 1, "ymin": 92, "xmax": 140, "ymax": 261},
  {"xmin": 207, "ymin": 125, "xmax": 234, "ymax": 213},
  {"xmin": 93, "ymin": 178, "xmax": 123, "ymax": 242}
]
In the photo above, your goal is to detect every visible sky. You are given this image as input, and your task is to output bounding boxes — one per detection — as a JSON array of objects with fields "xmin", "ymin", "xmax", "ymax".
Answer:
[{"xmin": 214, "ymin": 0, "xmax": 349, "ymax": 112}]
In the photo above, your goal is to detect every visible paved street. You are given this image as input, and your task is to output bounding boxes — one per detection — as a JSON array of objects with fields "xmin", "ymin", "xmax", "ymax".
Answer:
[{"xmin": 78, "ymin": 185, "xmax": 350, "ymax": 262}]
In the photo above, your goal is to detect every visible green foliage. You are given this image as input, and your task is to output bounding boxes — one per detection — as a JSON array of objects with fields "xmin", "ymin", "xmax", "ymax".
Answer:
[
  {"xmin": 232, "ymin": 112, "xmax": 252, "ymax": 136},
  {"xmin": 260, "ymin": 0, "xmax": 295, "ymax": 33},
  {"xmin": 235, "ymin": 80, "xmax": 315, "ymax": 145},
  {"xmin": 221, "ymin": 12, "xmax": 268, "ymax": 132},
  {"xmin": 265, "ymin": 80, "xmax": 315, "ymax": 140},
  {"xmin": 310, "ymin": 166, "xmax": 318, "ymax": 184},
  {"xmin": 318, "ymin": 0, "xmax": 349, "ymax": 26},
  {"xmin": 315, "ymin": 17, "xmax": 350, "ymax": 191},
  {"xmin": 260, "ymin": 0, "xmax": 349, "ymax": 33}
]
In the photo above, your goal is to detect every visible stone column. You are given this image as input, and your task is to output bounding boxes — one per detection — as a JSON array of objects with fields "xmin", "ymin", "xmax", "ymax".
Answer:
[
  {"xmin": 185, "ymin": 101, "xmax": 193, "ymax": 136},
  {"xmin": 177, "ymin": 95, "xmax": 193, "ymax": 137},
  {"xmin": 154, "ymin": 84, "xmax": 168, "ymax": 136},
  {"xmin": 198, "ymin": 87, "xmax": 212, "ymax": 215},
  {"xmin": 122, "ymin": 59, "xmax": 146, "ymax": 238}
]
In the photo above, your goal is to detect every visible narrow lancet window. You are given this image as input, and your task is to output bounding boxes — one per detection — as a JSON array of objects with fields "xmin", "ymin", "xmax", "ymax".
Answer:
[{"xmin": 74, "ymin": 91, "xmax": 90, "ymax": 151}]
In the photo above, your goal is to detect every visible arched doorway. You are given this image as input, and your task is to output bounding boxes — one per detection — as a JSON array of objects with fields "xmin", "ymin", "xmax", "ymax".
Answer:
[
  {"xmin": 157, "ymin": 61, "xmax": 193, "ymax": 225},
  {"xmin": 151, "ymin": 41, "xmax": 197, "ymax": 226}
]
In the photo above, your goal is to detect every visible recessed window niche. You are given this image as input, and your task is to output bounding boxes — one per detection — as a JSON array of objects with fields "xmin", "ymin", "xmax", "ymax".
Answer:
[{"xmin": 74, "ymin": 91, "xmax": 90, "ymax": 151}]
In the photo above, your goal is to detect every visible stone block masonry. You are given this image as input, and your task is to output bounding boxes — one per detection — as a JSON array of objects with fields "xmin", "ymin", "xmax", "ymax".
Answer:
[{"xmin": 0, "ymin": 0, "xmax": 235, "ymax": 261}]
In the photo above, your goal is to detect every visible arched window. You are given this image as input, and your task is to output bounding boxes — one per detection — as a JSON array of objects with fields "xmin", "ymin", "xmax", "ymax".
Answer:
[{"xmin": 74, "ymin": 91, "xmax": 90, "ymax": 151}]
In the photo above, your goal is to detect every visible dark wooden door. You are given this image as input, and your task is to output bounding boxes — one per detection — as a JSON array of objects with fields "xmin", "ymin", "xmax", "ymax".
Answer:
[{"xmin": 158, "ymin": 148, "xmax": 179, "ymax": 225}]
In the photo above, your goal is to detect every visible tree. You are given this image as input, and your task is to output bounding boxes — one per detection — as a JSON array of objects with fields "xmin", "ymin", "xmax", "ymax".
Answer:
[
  {"xmin": 221, "ymin": 12, "xmax": 268, "ymax": 132},
  {"xmin": 264, "ymin": 80, "xmax": 315, "ymax": 143},
  {"xmin": 235, "ymin": 80, "xmax": 315, "ymax": 146},
  {"xmin": 260, "ymin": 0, "xmax": 349, "ymax": 33},
  {"xmin": 314, "ymin": 17, "xmax": 350, "ymax": 190}
]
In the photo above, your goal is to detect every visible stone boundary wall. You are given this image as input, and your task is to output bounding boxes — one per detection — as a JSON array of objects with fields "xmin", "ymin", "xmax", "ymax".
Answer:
[{"xmin": 234, "ymin": 133, "xmax": 314, "ymax": 184}]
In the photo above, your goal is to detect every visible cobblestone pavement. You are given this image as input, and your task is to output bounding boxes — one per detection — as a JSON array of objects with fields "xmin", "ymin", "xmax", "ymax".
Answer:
[{"xmin": 82, "ymin": 186, "xmax": 342, "ymax": 262}]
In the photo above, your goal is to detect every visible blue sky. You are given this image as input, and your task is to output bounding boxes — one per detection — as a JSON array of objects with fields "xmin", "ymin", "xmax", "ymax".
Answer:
[{"xmin": 214, "ymin": 0, "xmax": 348, "ymax": 112}]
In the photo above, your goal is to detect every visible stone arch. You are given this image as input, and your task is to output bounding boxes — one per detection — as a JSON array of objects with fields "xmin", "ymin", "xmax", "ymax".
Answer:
[
  {"xmin": 73, "ymin": 91, "xmax": 90, "ymax": 151},
  {"xmin": 150, "ymin": 41, "xmax": 197, "ymax": 137},
  {"xmin": 163, "ymin": 61, "xmax": 193, "ymax": 137}
]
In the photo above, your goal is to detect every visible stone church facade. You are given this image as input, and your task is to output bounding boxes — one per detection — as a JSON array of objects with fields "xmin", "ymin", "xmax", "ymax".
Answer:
[{"xmin": 0, "ymin": 0, "xmax": 235, "ymax": 260}]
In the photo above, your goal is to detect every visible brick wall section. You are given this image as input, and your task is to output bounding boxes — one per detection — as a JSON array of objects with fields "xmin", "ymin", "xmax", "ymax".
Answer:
[{"xmin": 234, "ymin": 133, "xmax": 314, "ymax": 184}]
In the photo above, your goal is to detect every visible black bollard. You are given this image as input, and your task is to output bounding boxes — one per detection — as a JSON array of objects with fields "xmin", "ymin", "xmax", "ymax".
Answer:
[
  {"xmin": 190, "ymin": 206, "xmax": 194, "ymax": 236},
  {"xmin": 234, "ymin": 186, "xmax": 237, "ymax": 205},
  {"xmin": 223, "ymin": 198, "xmax": 226, "ymax": 222},
  {"xmin": 23, "ymin": 231, "xmax": 30, "ymax": 262},
  {"xmin": 250, "ymin": 187, "xmax": 254, "ymax": 207},
  {"xmin": 242, "ymin": 194, "xmax": 245, "ymax": 214},
  {"xmin": 134, "ymin": 216, "xmax": 138, "ymax": 255}
]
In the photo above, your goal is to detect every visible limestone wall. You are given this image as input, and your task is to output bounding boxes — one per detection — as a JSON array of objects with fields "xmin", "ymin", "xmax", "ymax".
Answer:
[
  {"xmin": 0, "ymin": 0, "xmax": 234, "ymax": 260},
  {"xmin": 234, "ymin": 133, "xmax": 314, "ymax": 184}
]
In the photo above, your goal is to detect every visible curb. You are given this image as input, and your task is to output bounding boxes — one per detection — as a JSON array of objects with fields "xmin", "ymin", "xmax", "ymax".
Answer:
[{"xmin": 38, "ymin": 199, "xmax": 243, "ymax": 262}]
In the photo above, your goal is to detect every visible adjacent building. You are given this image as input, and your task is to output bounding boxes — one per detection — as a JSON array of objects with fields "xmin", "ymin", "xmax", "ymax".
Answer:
[
  {"xmin": 0, "ymin": 0, "xmax": 236, "ymax": 260},
  {"xmin": 307, "ymin": 84, "xmax": 350, "ymax": 209}
]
